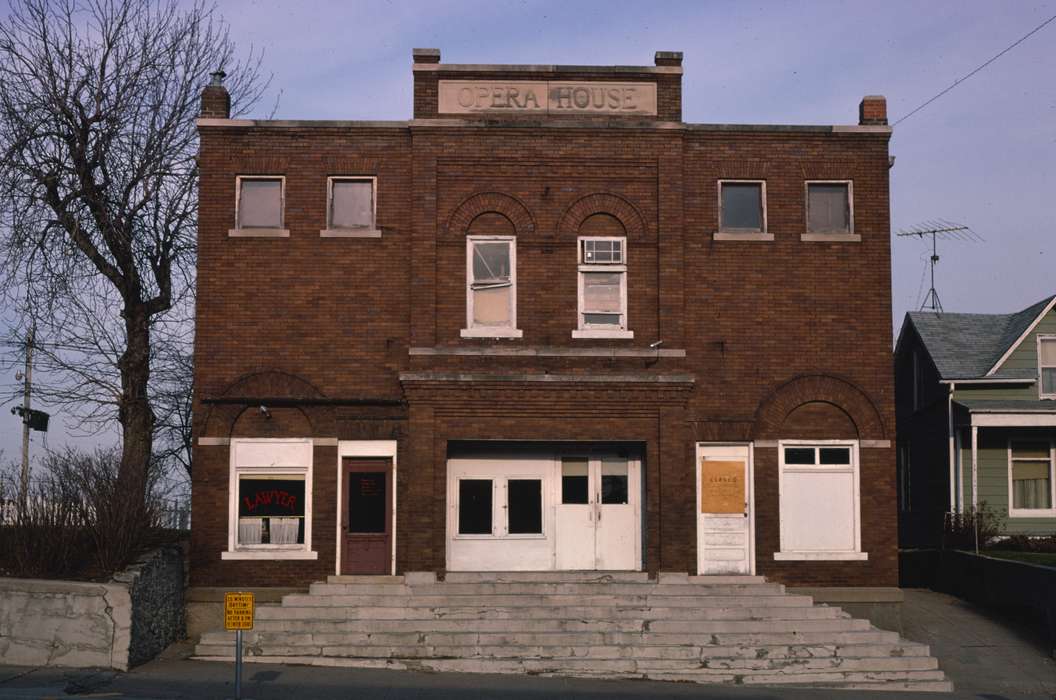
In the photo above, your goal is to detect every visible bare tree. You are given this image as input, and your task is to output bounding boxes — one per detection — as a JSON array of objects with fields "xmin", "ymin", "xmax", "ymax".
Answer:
[{"xmin": 0, "ymin": 0, "xmax": 266, "ymax": 506}]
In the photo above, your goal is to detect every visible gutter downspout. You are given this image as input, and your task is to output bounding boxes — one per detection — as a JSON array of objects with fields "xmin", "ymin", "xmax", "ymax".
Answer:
[{"xmin": 947, "ymin": 382, "xmax": 956, "ymax": 514}]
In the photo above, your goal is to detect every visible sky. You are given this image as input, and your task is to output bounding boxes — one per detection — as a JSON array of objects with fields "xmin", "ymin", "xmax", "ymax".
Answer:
[{"xmin": 1, "ymin": 0, "xmax": 1055, "ymax": 462}]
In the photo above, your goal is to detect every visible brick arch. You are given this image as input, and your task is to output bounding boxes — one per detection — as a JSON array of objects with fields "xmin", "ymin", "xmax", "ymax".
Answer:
[
  {"xmin": 202, "ymin": 369, "xmax": 337, "ymax": 437},
  {"xmin": 752, "ymin": 374, "xmax": 886, "ymax": 441},
  {"xmin": 558, "ymin": 193, "xmax": 647, "ymax": 237},
  {"xmin": 446, "ymin": 192, "xmax": 535, "ymax": 235}
]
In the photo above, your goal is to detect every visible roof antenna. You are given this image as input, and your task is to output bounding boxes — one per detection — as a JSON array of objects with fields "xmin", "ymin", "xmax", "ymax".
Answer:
[{"xmin": 897, "ymin": 220, "xmax": 982, "ymax": 312}]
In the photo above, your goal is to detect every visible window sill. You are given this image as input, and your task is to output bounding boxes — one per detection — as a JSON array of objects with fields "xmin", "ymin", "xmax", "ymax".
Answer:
[
  {"xmin": 800, "ymin": 232, "xmax": 861, "ymax": 242},
  {"xmin": 222, "ymin": 549, "xmax": 319, "ymax": 560},
  {"xmin": 228, "ymin": 228, "xmax": 290, "ymax": 238},
  {"xmin": 460, "ymin": 328, "xmax": 524, "ymax": 339},
  {"xmin": 1008, "ymin": 509, "xmax": 1056, "ymax": 518},
  {"xmin": 773, "ymin": 551, "xmax": 868, "ymax": 561},
  {"xmin": 320, "ymin": 228, "xmax": 382, "ymax": 238},
  {"xmin": 713, "ymin": 231, "xmax": 774, "ymax": 242},
  {"xmin": 572, "ymin": 329, "xmax": 634, "ymax": 339}
]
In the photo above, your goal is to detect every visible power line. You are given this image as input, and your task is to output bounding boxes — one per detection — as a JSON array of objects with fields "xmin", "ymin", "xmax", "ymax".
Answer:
[{"xmin": 893, "ymin": 13, "xmax": 1056, "ymax": 126}]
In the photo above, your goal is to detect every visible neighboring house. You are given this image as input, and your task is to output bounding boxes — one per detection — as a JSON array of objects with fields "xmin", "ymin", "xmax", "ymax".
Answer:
[
  {"xmin": 192, "ymin": 49, "xmax": 899, "ymax": 593},
  {"xmin": 895, "ymin": 296, "xmax": 1056, "ymax": 546}
]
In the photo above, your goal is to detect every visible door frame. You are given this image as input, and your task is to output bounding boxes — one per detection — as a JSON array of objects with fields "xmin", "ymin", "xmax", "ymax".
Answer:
[
  {"xmin": 336, "ymin": 440, "xmax": 397, "ymax": 576},
  {"xmin": 695, "ymin": 442, "xmax": 756, "ymax": 575}
]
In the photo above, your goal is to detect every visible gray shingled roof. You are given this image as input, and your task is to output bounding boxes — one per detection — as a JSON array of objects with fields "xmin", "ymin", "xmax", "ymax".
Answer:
[
  {"xmin": 907, "ymin": 295, "xmax": 1055, "ymax": 380},
  {"xmin": 955, "ymin": 398, "xmax": 1056, "ymax": 413}
]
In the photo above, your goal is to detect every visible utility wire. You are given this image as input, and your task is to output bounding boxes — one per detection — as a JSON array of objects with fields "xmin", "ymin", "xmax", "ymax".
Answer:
[{"xmin": 894, "ymin": 12, "xmax": 1056, "ymax": 126}]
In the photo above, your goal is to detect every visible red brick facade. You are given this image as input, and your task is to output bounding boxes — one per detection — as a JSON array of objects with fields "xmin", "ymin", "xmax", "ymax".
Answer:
[{"xmin": 191, "ymin": 51, "xmax": 897, "ymax": 588}]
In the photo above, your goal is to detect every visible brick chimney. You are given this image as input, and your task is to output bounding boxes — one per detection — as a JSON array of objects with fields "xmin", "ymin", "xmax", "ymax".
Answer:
[
  {"xmin": 412, "ymin": 47, "xmax": 441, "ymax": 64},
  {"xmin": 201, "ymin": 69, "xmax": 231, "ymax": 119},
  {"xmin": 859, "ymin": 95, "xmax": 887, "ymax": 126},
  {"xmin": 654, "ymin": 51, "xmax": 683, "ymax": 67}
]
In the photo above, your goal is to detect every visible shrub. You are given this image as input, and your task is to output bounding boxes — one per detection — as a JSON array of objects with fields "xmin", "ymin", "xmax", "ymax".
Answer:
[
  {"xmin": 993, "ymin": 533, "xmax": 1056, "ymax": 553},
  {"xmin": 943, "ymin": 502, "xmax": 1006, "ymax": 551},
  {"xmin": 0, "ymin": 447, "xmax": 161, "ymax": 579}
]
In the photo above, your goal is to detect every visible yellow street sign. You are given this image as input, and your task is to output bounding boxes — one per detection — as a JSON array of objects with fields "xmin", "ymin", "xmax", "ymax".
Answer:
[{"xmin": 224, "ymin": 591, "xmax": 255, "ymax": 631}]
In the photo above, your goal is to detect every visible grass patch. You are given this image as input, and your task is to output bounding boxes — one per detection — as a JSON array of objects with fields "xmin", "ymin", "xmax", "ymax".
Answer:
[{"xmin": 983, "ymin": 550, "xmax": 1056, "ymax": 568}]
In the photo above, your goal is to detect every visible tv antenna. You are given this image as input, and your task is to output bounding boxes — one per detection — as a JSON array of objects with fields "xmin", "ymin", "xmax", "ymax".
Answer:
[{"xmin": 896, "ymin": 220, "xmax": 982, "ymax": 313}]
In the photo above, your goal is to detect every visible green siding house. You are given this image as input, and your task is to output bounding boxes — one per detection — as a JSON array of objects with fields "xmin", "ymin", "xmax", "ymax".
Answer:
[{"xmin": 894, "ymin": 295, "xmax": 1056, "ymax": 546}]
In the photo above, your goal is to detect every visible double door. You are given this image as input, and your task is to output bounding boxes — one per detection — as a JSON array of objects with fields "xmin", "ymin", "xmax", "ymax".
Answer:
[{"xmin": 555, "ymin": 456, "xmax": 639, "ymax": 570}]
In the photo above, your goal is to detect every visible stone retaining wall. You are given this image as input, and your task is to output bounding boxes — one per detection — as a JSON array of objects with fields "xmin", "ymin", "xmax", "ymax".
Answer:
[{"xmin": 0, "ymin": 546, "xmax": 185, "ymax": 670}]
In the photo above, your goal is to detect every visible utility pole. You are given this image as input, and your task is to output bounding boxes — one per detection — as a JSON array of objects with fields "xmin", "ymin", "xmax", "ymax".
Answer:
[{"xmin": 18, "ymin": 324, "xmax": 34, "ymax": 504}]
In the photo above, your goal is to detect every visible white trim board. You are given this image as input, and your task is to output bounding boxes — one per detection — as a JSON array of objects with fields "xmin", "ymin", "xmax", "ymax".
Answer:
[
  {"xmin": 972, "ymin": 413, "xmax": 1056, "ymax": 427},
  {"xmin": 986, "ymin": 296, "xmax": 1056, "ymax": 376}
]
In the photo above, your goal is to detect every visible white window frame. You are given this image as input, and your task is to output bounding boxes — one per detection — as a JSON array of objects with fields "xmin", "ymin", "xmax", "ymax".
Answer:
[
  {"xmin": 321, "ymin": 175, "xmax": 381, "ymax": 238},
  {"xmin": 230, "ymin": 175, "xmax": 289, "ymax": 238},
  {"xmin": 802, "ymin": 180, "xmax": 858, "ymax": 242},
  {"xmin": 222, "ymin": 438, "xmax": 317, "ymax": 560},
  {"xmin": 461, "ymin": 235, "xmax": 522, "ymax": 338},
  {"xmin": 774, "ymin": 439, "xmax": 866, "ymax": 561},
  {"xmin": 1007, "ymin": 437, "xmax": 1056, "ymax": 518},
  {"xmin": 453, "ymin": 475, "xmax": 546, "ymax": 540},
  {"xmin": 715, "ymin": 179, "xmax": 771, "ymax": 241},
  {"xmin": 1039, "ymin": 335, "xmax": 1056, "ymax": 399},
  {"xmin": 573, "ymin": 236, "xmax": 632, "ymax": 339}
]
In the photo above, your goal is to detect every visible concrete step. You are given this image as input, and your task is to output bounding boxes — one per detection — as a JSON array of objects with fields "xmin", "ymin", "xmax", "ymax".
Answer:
[
  {"xmin": 232, "ymin": 616, "xmax": 871, "ymax": 635},
  {"xmin": 189, "ymin": 652, "xmax": 950, "ymax": 691},
  {"xmin": 256, "ymin": 603, "xmax": 845, "ymax": 622},
  {"xmin": 327, "ymin": 575, "xmax": 404, "ymax": 584},
  {"xmin": 283, "ymin": 593, "xmax": 816, "ymax": 608},
  {"xmin": 194, "ymin": 639, "xmax": 933, "ymax": 662},
  {"xmin": 308, "ymin": 582, "xmax": 785, "ymax": 597},
  {"xmin": 443, "ymin": 571, "xmax": 651, "ymax": 583}
]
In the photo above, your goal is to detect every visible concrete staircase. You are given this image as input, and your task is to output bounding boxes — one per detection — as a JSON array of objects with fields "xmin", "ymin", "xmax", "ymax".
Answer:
[{"xmin": 193, "ymin": 572, "xmax": 952, "ymax": 692}]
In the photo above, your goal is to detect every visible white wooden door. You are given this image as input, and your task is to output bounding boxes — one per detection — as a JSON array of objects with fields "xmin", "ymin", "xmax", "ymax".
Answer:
[
  {"xmin": 697, "ymin": 444, "xmax": 754, "ymax": 575},
  {"xmin": 555, "ymin": 455, "xmax": 640, "ymax": 570}
]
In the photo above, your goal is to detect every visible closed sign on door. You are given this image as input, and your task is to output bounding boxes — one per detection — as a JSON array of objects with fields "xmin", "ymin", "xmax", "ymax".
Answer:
[{"xmin": 701, "ymin": 460, "xmax": 744, "ymax": 514}]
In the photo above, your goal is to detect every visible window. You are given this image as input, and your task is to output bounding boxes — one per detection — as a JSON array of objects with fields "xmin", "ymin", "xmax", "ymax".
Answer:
[
  {"xmin": 805, "ymin": 181, "xmax": 853, "ymax": 234},
  {"xmin": 775, "ymin": 441, "xmax": 865, "ymax": 561},
  {"xmin": 1009, "ymin": 439, "xmax": 1055, "ymax": 515},
  {"xmin": 224, "ymin": 438, "xmax": 316, "ymax": 560},
  {"xmin": 561, "ymin": 458, "xmax": 589, "ymax": 504},
  {"xmin": 458, "ymin": 479, "xmax": 493, "ymax": 534},
  {"xmin": 233, "ymin": 176, "xmax": 287, "ymax": 236},
  {"xmin": 601, "ymin": 458, "xmax": 629, "ymax": 504},
  {"xmin": 719, "ymin": 180, "xmax": 766, "ymax": 233},
  {"xmin": 462, "ymin": 236, "xmax": 521, "ymax": 338},
  {"xmin": 456, "ymin": 476, "xmax": 544, "ymax": 537},
  {"xmin": 323, "ymin": 176, "xmax": 380, "ymax": 237},
  {"xmin": 574, "ymin": 236, "xmax": 631, "ymax": 339},
  {"xmin": 1040, "ymin": 336, "xmax": 1056, "ymax": 398}
]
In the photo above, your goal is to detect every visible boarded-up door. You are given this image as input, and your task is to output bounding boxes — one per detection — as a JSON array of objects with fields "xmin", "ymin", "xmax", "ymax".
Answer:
[{"xmin": 342, "ymin": 458, "xmax": 392, "ymax": 575}]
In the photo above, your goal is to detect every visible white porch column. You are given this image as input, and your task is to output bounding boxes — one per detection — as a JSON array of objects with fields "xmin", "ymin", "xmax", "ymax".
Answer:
[{"xmin": 970, "ymin": 426, "xmax": 979, "ymax": 510}]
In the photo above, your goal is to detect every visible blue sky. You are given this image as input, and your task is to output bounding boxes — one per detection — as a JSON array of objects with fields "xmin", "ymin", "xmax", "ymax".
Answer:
[{"xmin": 2, "ymin": 0, "xmax": 1055, "ymax": 459}]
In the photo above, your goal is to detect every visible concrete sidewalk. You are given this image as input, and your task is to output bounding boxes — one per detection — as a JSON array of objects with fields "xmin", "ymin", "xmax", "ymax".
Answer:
[{"xmin": 0, "ymin": 589, "xmax": 1053, "ymax": 699}]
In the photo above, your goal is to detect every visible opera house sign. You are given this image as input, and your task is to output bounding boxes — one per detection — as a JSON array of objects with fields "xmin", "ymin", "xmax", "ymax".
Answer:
[{"xmin": 439, "ymin": 80, "xmax": 658, "ymax": 116}]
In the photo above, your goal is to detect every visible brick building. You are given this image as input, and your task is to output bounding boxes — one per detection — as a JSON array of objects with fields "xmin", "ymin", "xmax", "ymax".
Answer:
[{"xmin": 192, "ymin": 49, "xmax": 897, "ymax": 593}]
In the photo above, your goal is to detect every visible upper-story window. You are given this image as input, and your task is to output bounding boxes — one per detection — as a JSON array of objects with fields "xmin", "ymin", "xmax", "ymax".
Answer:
[
  {"xmin": 233, "ymin": 176, "xmax": 286, "ymax": 236},
  {"xmin": 806, "ymin": 181, "xmax": 853, "ymax": 235},
  {"xmin": 719, "ymin": 180, "xmax": 766, "ymax": 233},
  {"xmin": 322, "ymin": 176, "xmax": 380, "ymax": 237},
  {"xmin": 1040, "ymin": 336, "xmax": 1056, "ymax": 398},
  {"xmin": 573, "ymin": 236, "xmax": 632, "ymax": 339},
  {"xmin": 462, "ymin": 235, "xmax": 521, "ymax": 338}
]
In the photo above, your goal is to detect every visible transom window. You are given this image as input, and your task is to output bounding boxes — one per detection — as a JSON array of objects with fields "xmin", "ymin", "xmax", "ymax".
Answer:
[
  {"xmin": 1040, "ymin": 337, "xmax": 1056, "ymax": 398},
  {"xmin": 575, "ymin": 236, "xmax": 630, "ymax": 338},
  {"xmin": 328, "ymin": 176, "xmax": 375, "ymax": 230},
  {"xmin": 463, "ymin": 236, "xmax": 521, "ymax": 338},
  {"xmin": 1009, "ymin": 439, "xmax": 1055, "ymax": 514},
  {"xmin": 719, "ymin": 180, "xmax": 766, "ymax": 232},
  {"xmin": 806, "ymin": 181, "xmax": 852, "ymax": 234},
  {"xmin": 236, "ymin": 176, "xmax": 284, "ymax": 229}
]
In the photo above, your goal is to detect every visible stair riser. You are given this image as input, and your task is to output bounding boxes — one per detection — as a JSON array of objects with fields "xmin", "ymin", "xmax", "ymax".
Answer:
[
  {"xmin": 287, "ymin": 594, "xmax": 814, "ymax": 608},
  {"xmin": 256, "ymin": 605, "xmax": 843, "ymax": 622},
  {"xmin": 308, "ymin": 583, "xmax": 785, "ymax": 597}
]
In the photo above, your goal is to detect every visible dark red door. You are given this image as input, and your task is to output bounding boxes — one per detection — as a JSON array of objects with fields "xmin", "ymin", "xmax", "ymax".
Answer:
[{"xmin": 341, "ymin": 458, "xmax": 392, "ymax": 575}]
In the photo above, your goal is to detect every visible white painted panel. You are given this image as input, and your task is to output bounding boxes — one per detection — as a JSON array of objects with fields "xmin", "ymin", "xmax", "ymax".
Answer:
[
  {"xmin": 234, "ymin": 439, "xmax": 312, "ymax": 468},
  {"xmin": 782, "ymin": 471, "xmax": 855, "ymax": 552},
  {"xmin": 704, "ymin": 532, "xmax": 746, "ymax": 547},
  {"xmin": 555, "ymin": 505, "xmax": 594, "ymax": 569},
  {"xmin": 595, "ymin": 504, "xmax": 635, "ymax": 569}
]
